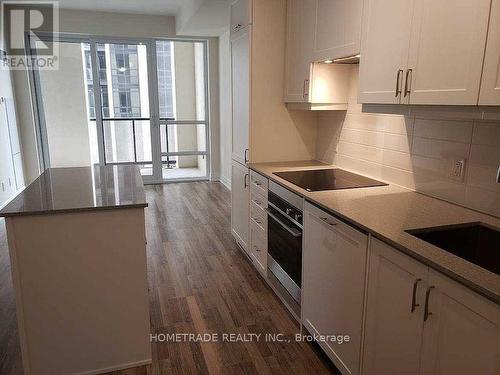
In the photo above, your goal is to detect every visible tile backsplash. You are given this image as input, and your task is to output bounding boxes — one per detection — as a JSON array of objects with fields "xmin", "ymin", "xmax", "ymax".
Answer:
[{"xmin": 316, "ymin": 67, "xmax": 500, "ymax": 218}]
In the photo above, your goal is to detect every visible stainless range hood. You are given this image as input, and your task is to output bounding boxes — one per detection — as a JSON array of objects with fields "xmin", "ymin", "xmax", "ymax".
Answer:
[
  {"xmin": 322, "ymin": 54, "xmax": 360, "ymax": 65},
  {"xmin": 331, "ymin": 54, "xmax": 360, "ymax": 64}
]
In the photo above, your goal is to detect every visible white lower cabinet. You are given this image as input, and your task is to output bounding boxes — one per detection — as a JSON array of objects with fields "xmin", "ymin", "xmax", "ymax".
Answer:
[
  {"xmin": 363, "ymin": 238, "xmax": 428, "ymax": 374},
  {"xmin": 419, "ymin": 269, "xmax": 500, "ymax": 375},
  {"xmin": 231, "ymin": 160, "xmax": 249, "ymax": 254},
  {"xmin": 364, "ymin": 238, "xmax": 500, "ymax": 375},
  {"xmin": 302, "ymin": 202, "xmax": 368, "ymax": 375}
]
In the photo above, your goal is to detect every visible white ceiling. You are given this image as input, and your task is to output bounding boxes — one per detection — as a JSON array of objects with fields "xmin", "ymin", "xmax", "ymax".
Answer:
[{"xmin": 56, "ymin": 0, "xmax": 185, "ymax": 15}]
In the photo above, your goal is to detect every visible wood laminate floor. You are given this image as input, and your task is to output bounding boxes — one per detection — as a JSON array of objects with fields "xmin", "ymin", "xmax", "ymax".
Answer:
[{"xmin": 0, "ymin": 182, "xmax": 336, "ymax": 375}]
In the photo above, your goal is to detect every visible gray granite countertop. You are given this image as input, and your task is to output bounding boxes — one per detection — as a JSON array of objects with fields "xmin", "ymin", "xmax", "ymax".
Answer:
[
  {"xmin": 249, "ymin": 160, "xmax": 500, "ymax": 304},
  {"xmin": 0, "ymin": 165, "xmax": 148, "ymax": 217}
]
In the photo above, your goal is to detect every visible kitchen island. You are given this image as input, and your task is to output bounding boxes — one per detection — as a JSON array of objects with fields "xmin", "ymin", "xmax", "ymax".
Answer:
[{"xmin": 0, "ymin": 165, "xmax": 151, "ymax": 374}]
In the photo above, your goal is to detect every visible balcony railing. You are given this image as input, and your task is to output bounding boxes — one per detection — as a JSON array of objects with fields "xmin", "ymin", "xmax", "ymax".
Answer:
[{"xmin": 90, "ymin": 116, "xmax": 178, "ymax": 166}]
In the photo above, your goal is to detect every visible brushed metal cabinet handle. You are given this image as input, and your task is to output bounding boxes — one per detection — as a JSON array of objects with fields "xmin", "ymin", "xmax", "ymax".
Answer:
[
  {"xmin": 303, "ymin": 79, "xmax": 309, "ymax": 99},
  {"xmin": 404, "ymin": 69, "xmax": 413, "ymax": 98},
  {"xmin": 411, "ymin": 278, "xmax": 422, "ymax": 312},
  {"xmin": 244, "ymin": 148, "xmax": 249, "ymax": 164},
  {"xmin": 395, "ymin": 69, "xmax": 403, "ymax": 97},
  {"xmin": 321, "ymin": 217, "xmax": 337, "ymax": 226},
  {"xmin": 424, "ymin": 286, "xmax": 435, "ymax": 322},
  {"xmin": 244, "ymin": 173, "xmax": 249, "ymax": 188}
]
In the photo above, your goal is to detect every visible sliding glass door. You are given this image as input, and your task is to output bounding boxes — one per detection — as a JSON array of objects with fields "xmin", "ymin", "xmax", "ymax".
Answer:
[{"xmin": 31, "ymin": 35, "xmax": 209, "ymax": 183}]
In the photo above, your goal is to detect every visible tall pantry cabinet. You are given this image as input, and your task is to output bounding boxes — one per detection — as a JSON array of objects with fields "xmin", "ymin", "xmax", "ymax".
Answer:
[
  {"xmin": 230, "ymin": 0, "xmax": 252, "ymax": 253},
  {"xmin": 230, "ymin": 0, "xmax": 305, "ymax": 253}
]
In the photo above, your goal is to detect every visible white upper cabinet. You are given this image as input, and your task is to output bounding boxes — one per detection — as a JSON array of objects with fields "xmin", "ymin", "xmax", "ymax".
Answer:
[
  {"xmin": 358, "ymin": 0, "xmax": 415, "ymax": 104},
  {"xmin": 231, "ymin": 27, "xmax": 250, "ymax": 164},
  {"xmin": 406, "ymin": 0, "xmax": 490, "ymax": 105},
  {"xmin": 284, "ymin": 0, "xmax": 359, "ymax": 109},
  {"xmin": 359, "ymin": 0, "xmax": 492, "ymax": 105},
  {"xmin": 419, "ymin": 269, "xmax": 500, "ymax": 374},
  {"xmin": 479, "ymin": 0, "xmax": 500, "ymax": 105},
  {"xmin": 284, "ymin": 0, "xmax": 316, "ymax": 103},
  {"xmin": 230, "ymin": 0, "xmax": 252, "ymax": 36},
  {"xmin": 313, "ymin": 0, "xmax": 364, "ymax": 62}
]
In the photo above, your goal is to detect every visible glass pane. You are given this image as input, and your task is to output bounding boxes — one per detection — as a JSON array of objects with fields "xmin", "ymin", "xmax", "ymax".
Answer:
[
  {"xmin": 156, "ymin": 40, "xmax": 206, "ymax": 121},
  {"xmin": 103, "ymin": 120, "xmax": 152, "ymax": 163},
  {"xmin": 36, "ymin": 41, "xmax": 98, "ymax": 167},
  {"xmin": 160, "ymin": 124, "xmax": 207, "ymax": 153},
  {"xmin": 95, "ymin": 43, "xmax": 150, "ymax": 119},
  {"xmin": 162, "ymin": 156, "xmax": 208, "ymax": 180}
]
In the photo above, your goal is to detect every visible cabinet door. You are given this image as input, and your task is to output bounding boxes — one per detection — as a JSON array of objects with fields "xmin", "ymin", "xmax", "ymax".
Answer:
[
  {"xmin": 419, "ymin": 269, "xmax": 500, "ymax": 375},
  {"xmin": 302, "ymin": 203, "xmax": 368, "ymax": 374},
  {"xmin": 231, "ymin": 160, "xmax": 249, "ymax": 254},
  {"xmin": 284, "ymin": 0, "xmax": 316, "ymax": 103},
  {"xmin": 363, "ymin": 238, "xmax": 428, "ymax": 375},
  {"xmin": 230, "ymin": 0, "xmax": 252, "ymax": 36},
  {"xmin": 358, "ymin": 0, "xmax": 415, "ymax": 104},
  {"xmin": 406, "ymin": 0, "xmax": 490, "ymax": 105},
  {"xmin": 313, "ymin": 0, "xmax": 363, "ymax": 62},
  {"xmin": 479, "ymin": 0, "xmax": 500, "ymax": 105},
  {"xmin": 231, "ymin": 27, "xmax": 250, "ymax": 165}
]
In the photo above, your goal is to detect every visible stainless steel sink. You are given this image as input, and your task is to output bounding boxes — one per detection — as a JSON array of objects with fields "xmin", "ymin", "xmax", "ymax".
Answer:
[{"xmin": 406, "ymin": 223, "xmax": 500, "ymax": 275}]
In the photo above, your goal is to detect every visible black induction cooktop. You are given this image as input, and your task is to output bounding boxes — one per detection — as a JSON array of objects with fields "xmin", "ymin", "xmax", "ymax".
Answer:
[{"xmin": 273, "ymin": 168, "xmax": 388, "ymax": 192}]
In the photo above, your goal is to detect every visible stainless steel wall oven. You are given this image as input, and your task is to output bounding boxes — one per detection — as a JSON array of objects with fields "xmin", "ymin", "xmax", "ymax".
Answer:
[{"xmin": 267, "ymin": 181, "xmax": 303, "ymax": 305}]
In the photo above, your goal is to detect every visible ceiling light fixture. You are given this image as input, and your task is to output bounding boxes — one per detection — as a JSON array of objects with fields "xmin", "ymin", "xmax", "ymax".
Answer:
[{"xmin": 323, "ymin": 59, "xmax": 334, "ymax": 64}]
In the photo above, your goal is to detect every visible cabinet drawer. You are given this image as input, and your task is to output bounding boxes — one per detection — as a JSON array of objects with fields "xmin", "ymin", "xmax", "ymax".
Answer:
[
  {"xmin": 250, "ymin": 219, "xmax": 267, "ymax": 273},
  {"xmin": 230, "ymin": 0, "xmax": 252, "ymax": 35},
  {"xmin": 250, "ymin": 189, "xmax": 267, "ymax": 210},
  {"xmin": 250, "ymin": 170, "xmax": 268, "ymax": 197},
  {"xmin": 250, "ymin": 199, "xmax": 266, "ymax": 232}
]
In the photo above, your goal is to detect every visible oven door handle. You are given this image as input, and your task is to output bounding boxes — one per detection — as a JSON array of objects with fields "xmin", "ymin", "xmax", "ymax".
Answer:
[{"xmin": 266, "ymin": 208, "xmax": 302, "ymax": 237}]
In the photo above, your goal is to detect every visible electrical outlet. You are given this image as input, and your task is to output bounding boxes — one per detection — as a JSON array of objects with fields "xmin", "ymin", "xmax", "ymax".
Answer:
[{"xmin": 451, "ymin": 159, "xmax": 466, "ymax": 181}]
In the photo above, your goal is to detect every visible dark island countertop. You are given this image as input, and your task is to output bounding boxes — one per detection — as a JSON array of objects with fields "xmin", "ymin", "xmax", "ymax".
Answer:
[
  {"xmin": 0, "ymin": 165, "xmax": 148, "ymax": 217},
  {"xmin": 249, "ymin": 160, "xmax": 500, "ymax": 304}
]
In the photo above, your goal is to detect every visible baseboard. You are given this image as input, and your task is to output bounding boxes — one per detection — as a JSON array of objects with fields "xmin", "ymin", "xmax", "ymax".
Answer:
[{"xmin": 219, "ymin": 175, "xmax": 231, "ymax": 190}]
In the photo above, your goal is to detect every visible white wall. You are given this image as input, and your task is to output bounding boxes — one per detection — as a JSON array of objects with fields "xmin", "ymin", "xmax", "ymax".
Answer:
[
  {"xmin": 38, "ymin": 43, "xmax": 91, "ymax": 167},
  {"xmin": 57, "ymin": 9, "xmax": 176, "ymax": 38},
  {"xmin": 0, "ymin": 58, "xmax": 24, "ymax": 192},
  {"xmin": 218, "ymin": 31, "xmax": 231, "ymax": 189},
  {"xmin": 316, "ymin": 66, "xmax": 500, "ymax": 218},
  {"xmin": 173, "ymin": 41, "xmax": 198, "ymax": 167},
  {"xmin": 250, "ymin": 0, "xmax": 318, "ymax": 163}
]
